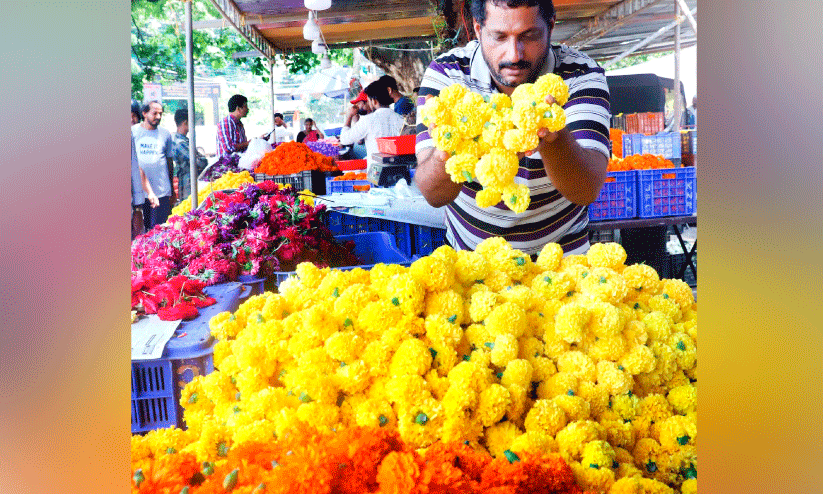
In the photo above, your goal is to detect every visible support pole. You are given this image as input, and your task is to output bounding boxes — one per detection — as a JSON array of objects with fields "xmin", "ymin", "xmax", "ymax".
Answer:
[
  {"xmin": 674, "ymin": 0, "xmax": 697, "ymax": 33},
  {"xmin": 671, "ymin": 0, "xmax": 682, "ymax": 133},
  {"xmin": 270, "ymin": 59, "xmax": 276, "ymax": 129},
  {"xmin": 186, "ymin": 0, "xmax": 198, "ymax": 210}
]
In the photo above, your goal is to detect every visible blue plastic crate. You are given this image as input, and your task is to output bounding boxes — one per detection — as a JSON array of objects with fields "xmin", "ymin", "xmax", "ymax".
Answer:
[
  {"xmin": 323, "ymin": 211, "xmax": 414, "ymax": 258},
  {"xmin": 329, "ymin": 179, "xmax": 371, "ymax": 193},
  {"xmin": 622, "ymin": 132, "xmax": 682, "ymax": 159},
  {"xmin": 412, "ymin": 225, "xmax": 447, "ymax": 257},
  {"xmin": 272, "ymin": 232, "xmax": 412, "ymax": 289},
  {"xmin": 236, "ymin": 274, "xmax": 265, "ymax": 295},
  {"xmin": 588, "ymin": 170, "xmax": 637, "ymax": 221},
  {"xmin": 638, "ymin": 167, "xmax": 696, "ymax": 218},
  {"xmin": 324, "ymin": 127, "xmax": 342, "ymax": 137},
  {"xmin": 131, "ymin": 282, "xmax": 250, "ymax": 433}
]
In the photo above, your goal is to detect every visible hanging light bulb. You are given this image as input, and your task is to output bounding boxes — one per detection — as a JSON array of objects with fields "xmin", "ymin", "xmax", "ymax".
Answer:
[
  {"xmin": 320, "ymin": 54, "xmax": 332, "ymax": 69},
  {"xmin": 303, "ymin": 12, "xmax": 320, "ymax": 40},
  {"xmin": 311, "ymin": 38, "xmax": 328, "ymax": 55},
  {"xmin": 304, "ymin": 0, "xmax": 332, "ymax": 10}
]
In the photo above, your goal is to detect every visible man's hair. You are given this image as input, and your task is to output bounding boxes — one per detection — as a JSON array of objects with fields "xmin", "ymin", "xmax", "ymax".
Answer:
[
  {"xmin": 274, "ymin": 112, "xmax": 284, "ymax": 120},
  {"xmin": 141, "ymin": 100, "xmax": 162, "ymax": 115},
  {"xmin": 174, "ymin": 109, "xmax": 188, "ymax": 126},
  {"xmin": 470, "ymin": 0, "xmax": 555, "ymax": 28},
  {"xmin": 228, "ymin": 94, "xmax": 248, "ymax": 112},
  {"xmin": 364, "ymin": 81, "xmax": 394, "ymax": 106},
  {"xmin": 304, "ymin": 118, "xmax": 314, "ymax": 124},
  {"xmin": 377, "ymin": 75, "xmax": 399, "ymax": 92}
]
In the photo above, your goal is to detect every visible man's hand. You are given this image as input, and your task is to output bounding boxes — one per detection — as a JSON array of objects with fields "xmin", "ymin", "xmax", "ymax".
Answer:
[
  {"xmin": 415, "ymin": 146, "xmax": 462, "ymax": 208},
  {"xmin": 147, "ymin": 192, "xmax": 160, "ymax": 208}
]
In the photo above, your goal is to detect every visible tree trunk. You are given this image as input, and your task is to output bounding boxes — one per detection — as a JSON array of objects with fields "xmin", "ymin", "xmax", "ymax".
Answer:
[{"xmin": 363, "ymin": 43, "xmax": 434, "ymax": 94}]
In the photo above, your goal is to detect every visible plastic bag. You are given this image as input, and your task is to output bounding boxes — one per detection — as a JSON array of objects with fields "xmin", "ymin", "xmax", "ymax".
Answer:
[{"xmin": 238, "ymin": 138, "xmax": 272, "ymax": 171}]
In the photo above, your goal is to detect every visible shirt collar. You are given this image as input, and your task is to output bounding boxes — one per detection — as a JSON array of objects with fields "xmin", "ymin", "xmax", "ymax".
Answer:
[{"xmin": 469, "ymin": 40, "xmax": 558, "ymax": 93}]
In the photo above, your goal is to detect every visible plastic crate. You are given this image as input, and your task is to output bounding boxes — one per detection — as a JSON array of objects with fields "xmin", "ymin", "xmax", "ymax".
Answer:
[
  {"xmin": 623, "ymin": 132, "xmax": 682, "ymax": 159},
  {"xmin": 329, "ymin": 179, "xmax": 372, "ymax": 193},
  {"xmin": 271, "ymin": 232, "xmax": 412, "ymax": 289},
  {"xmin": 324, "ymin": 127, "xmax": 342, "ymax": 137},
  {"xmin": 131, "ymin": 282, "xmax": 249, "ymax": 433},
  {"xmin": 625, "ymin": 112, "xmax": 664, "ymax": 135},
  {"xmin": 236, "ymin": 274, "xmax": 265, "ymax": 295},
  {"xmin": 336, "ymin": 159, "xmax": 367, "ymax": 171},
  {"xmin": 638, "ymin": 167, "xmax": 696, "ymax": 218},
  {"xmin": 254, "ymin": 169, "xmax": 327, "ymax": 195},
  {"xmin": 611, "ymin": 114, "xmax": 626, "ymax": 132},
  {"xmin": 588, "ymin": 170, "xmax": 638, "ymax": 221},
  {"xmin": 412, "ymin": 225, "xmax": 447, "ymax": 256},
  {"xmin": 376, "ymin": 135, "xmax": 416, "ymax": 155},
  {"xmin": 324, "ymin": 211, "xmax": 415, "ymax": 258}
]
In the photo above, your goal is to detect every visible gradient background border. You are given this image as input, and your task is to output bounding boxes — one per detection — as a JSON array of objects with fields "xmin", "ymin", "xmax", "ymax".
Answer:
[{"xmin": 0, "ymin": 1, "xmax": 821, "ymax": 491}]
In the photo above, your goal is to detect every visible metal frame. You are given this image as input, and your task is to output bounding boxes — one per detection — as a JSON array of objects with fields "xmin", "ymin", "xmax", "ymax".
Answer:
[{"xmin": 563, "ymin": 0, "xmax": 668, "ymax": 48}]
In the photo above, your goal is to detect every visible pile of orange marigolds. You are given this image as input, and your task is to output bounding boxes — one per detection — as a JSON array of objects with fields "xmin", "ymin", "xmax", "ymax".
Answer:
[
  {"xmin": 607, "ymin": 154, "xmax": 675, "ymax": 172},
  {"xmin": 334, "ymin": 172, "xmax": 368, "ymax": 181},
  {"xmin": 256, "ymin": 142, "xmax": 337, "ymax": 176}
]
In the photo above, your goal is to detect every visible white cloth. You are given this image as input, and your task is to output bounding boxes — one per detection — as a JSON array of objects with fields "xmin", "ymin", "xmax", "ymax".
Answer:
[{"xmin": 339, "ymin": 107, "xmax": 405, "ymax": 169}]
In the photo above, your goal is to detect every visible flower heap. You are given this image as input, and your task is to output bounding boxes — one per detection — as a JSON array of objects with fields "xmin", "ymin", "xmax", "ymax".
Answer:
[
  {"xmin": 420, "ymin": 74, "xmax": 569, "ymax": 213},
  {"xmin": 607, "ymin": 155, "xmax": 675, "ymax": 172},
  {"xmin": 257, "ymin": 141, "xmax": 337, "ymax": 176},
  {"xmin": 131, "ymin": 274, "xmax": 216, "ymax": 321},
  {"xmin": 171, "ymin": 171, "xmax": 255, "ymax": 218},
  {"xmin": 202, "ymin": 154, "xmax": 244, "ymax": 182},
  {"xmin": 131, "ymin": 181, "xmax": 360, "ymax": 294},
  {"xmin": 134, "ymin": 239, "xmax": 696, "ymax": 493},
  {"xmin": 131, "ymin": 424, "xmax": 596, "ymax": 494},
  {"xmin": 304, "ymin": 140, "xmax": 340, "ymax": 159}
]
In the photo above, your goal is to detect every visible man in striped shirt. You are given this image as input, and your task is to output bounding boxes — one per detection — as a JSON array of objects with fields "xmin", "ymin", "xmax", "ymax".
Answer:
[
  {"xmin": 414, "ymin": 0, "xmax": 610, "ymax": 255},
  {"xmin": 217, "ymin": 94, "xmax": 251, "ymax": 157}
]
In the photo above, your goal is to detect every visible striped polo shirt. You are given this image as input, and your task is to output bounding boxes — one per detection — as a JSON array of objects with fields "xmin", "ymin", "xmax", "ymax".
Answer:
[{"xmin": 415, "ymin": 40, "xmax": 610, "ymax": 255}]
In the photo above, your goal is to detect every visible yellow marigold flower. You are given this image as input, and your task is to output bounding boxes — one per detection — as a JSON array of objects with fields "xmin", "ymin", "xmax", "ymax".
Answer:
[
  {"xmin": 382, "ymin": 273, "xmax": 425, "ymax": 315},
  {"xmin": 294, "ymin": 262, "xmax": 327, "ymax": 289},
  {"xmin": 464, "ymin": 322, "xmax": 492, "ymax": 349},
  {"xmin": 500, "ymin": 182, "xmax": 531, "ymax": 214},
  {"xmin": 539, "ymin": 371, "xmax": 579, "ymax": 400},
  {"xmin": 481, "ymin": 116, "xmax": 513, "ymax": 149},
  {"xmin": 236, "ymin": 293, "xmax": 268, "ymax": 321},
  {"xmin": 324, "ymin": 332, "xmax": 363, "ymax": 362},
  {"xmin": 648, "ymin": 294, "xmax": 682, "ymax": 323},
  {"xmin": 580, "ymin": 267, "xmax": 628, "ymax": 304},
  {"xmin": 531, "ymin": 356, "xmax": 557, "ymax": 382},
  {"xmin": 425, "ymin": 316, "xmax": 462, "ymax": 348},
  {"xmin": 510, "ymin": 430, "xmax": 558, "ymax": 455},
  {"xmin": 444, "ymin": 152, "xmax": 479, "ymax": 183},
  {"xmin": 431, "ymin": 124, "xmax": 462, "ymax": 153},
  {"xmin": 557, "ymin": 350, "xmax": 597, "ymax": 382},
  {"xmin": 458, "ymin": 135, "xmax": 488, "ymax": 158},
  {"xmin": 442, "ymin": 384, "xmax": 479, "ymax": 417},
  {"xmin": 453, "ymin": 102, "xmax": 486, "ymax": 138},
  {"xmin": 396, "ymin": 396, "xmax": 443, "ymax": 448},
  {"xmin": 503, "ymin": 127, "xmax": 539, "ymax": 152},
  {"xmin": 335, "ymin": 359, "xmax": 370, "ymax": 395},
  {"xmin": 510, "ymin": 83, "xmax": 538, "ymax": 103},
  {"xmin": 191, "ymin": 419, "xmax": 232, "ymax": 462},
  {"xmin": 623, "ymin": 319, "xmax": 649, "ymax": 347},
  {"xmin": 581, "ymin": 439, "xmax": 617, "ymax": 471},
  {"xmin": 522, "ymin": 399, "xmax": 565, "ymax": 436},
  {"xmin": 596, "ymin": 361, "xmax": 633, "ymax": 396},
  {"xmin": 587, "ymin": 242, "xmax": 628, "ymax": 270},
  {"xmin": 200, "ymin": 371, "xmax": 237, "ymax": 406},
  {"xmin": 476, "ymin": 383, "xmax": 511, "ymax": 427},
  {"xmin": 632, "ymin": 437, "xmax": 664, "ymax": 475},
  {"xmin": 665, "ymin": 370, "xmax": 690, "ymax": 390},
  {"xmin": 261, "ymin": 294, "xmax": 289, "ymax": 321},
  {"xmin": 424, "ymin": 289, "xmax": 464, "ymax": 321},
  {"xmin": 130, "ymin": 434, "xmax": 152, "ymax": 463},
  {"xmin": 484, "ymin": 421, "xmax": 521, "ymax": 458},
  {"xmin": 658, "ymin": 414, "xmax": 696, "ymax": 451},
  {"xmin": 667, "ymin": 384, "xmax": 696, "ymax": 415},
  {"xmin": 538, "ymin": 103, "xmax": 566, "ymax": 133},
  {"xmin": 230, "ymin": 419, "xmax": 277, "ymax": 448},
  {"xmin": 589, "ymin": 335, "xmax": 628, "ymax": 362},
  {"xmin": 661, "ymin": 279, "xmax": 694, "ymax": 310},
  {"xmin": 556, "ymin": 420, "xmax": 606, "ymax": 461},
  {"xmin": 501, "ymin": 359, "xmax": 534, "ymax": 391},
  {"xmin": 584, "ymin": 300, "xmax": 622, "ymax": 337},
  {"xmin": 518, "ymin": 336, "xmax": 544, "ymax": 361},
  {"xmin": 144, "ymin": 426, "xmax": 194, "ymax": 458},
  {"xmin": 209, "ymin": 311, "xmax": 243, "ymax": 341},
  {"xmin": 438, "ymin": 83, "xmax": 469, "ymax": 107},
  {"xmin": 485, "ymin": 301, "xmax": 528, "ymax": 338},
  {"xmin": 454, "ymin": 250, "xmax": 491, "ymax": 285},
  {"xmin": 622, "ymin": 263, "xmax": 662, "ymax": 298},
  {"xmin": 490, "ymin": 333, "xmax": 519, "ymax": 367},
  {"xmin": 571, "ymin": 460, "xmax": 616, "ymax": 493},
  {"xmin": 489, "ymin": 93, "xmax": 513, "ymax": 112},
  {"xmin": 554, "ymin": 303, "xmax": 591, "ymax": 344},
  {"xmin": 576, "ymin": 381, "xmax": 610, "ymax": 419},
  {"xmin": 448, "ymin": 360, "xmax": 493, "ymax": 393},
  {"xmin": 475, "ymin": 148, "xmax": 519, "ymax": 189},
  {"xmin": 553, "ymin": 394, "xmax": 591, "ymax": 422},
  {"xmin": 474, "ymin": 235, "xmax": 511, "ymax": 257},
  {"xmin": 599, "ymin": 410, "xmax": 635, "ymax": 451},
  {"xmin": 357, "ymin": 300, "xmax": 403, "ymax": 339},
  {"xmin": 234, "ymin": 367, "xmax": 270, "ymax": 398},
  {"xmin": 216, "ymin": 353, "xmax": 240, "ymax": 377},
  {"xmin": 295, "ymin": 402, "xmax": 340, "ymax": 431},
  {"xmin": 369, "ymin": 262, "xmax": 406, "ymax": 286},
  {"xmin": 410, "ymin": 256, "xmax": 455, "ymax": 292},
  {"xmin": 212, "ymin": 340, "xmax": 232, "ymax": 368},
  {"xmin": 532, "ymin": 270, "xmax": 576, "ymax": 301},
  {"xmin": 620, "ymin": 344, "xmax": 656, "ymax": 375},
  {"xmin": 389, "ymin": 338, "xmax": 433, "ymax": 377},
  {"xmin": 535, "ymin": 242, "xmax": 564, "ymax": 271},
  {"xmin": 420, "ymin": 95, "xmax": 452, "ymax": 127},
  {"xmin": 669, "ymin": 332, "xmax": 697, "ymax": 370},
  {"xmin": 642, "ymin": 311, "xmax": 672, "ymax": 344},
  {"xmin": 534, "ymin": 73, "xmax": 570, "ymax": 106},
  {"xmin": 333, "ymin": 283, "xmax": 377, "ymax": 321},
  {"xmin": 559, "ymin": 254, "xmax": 589, "ymax": 270}
]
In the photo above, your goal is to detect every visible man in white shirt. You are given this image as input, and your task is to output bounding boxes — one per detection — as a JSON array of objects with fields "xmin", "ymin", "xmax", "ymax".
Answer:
[
  {"xmin": 339, "ymin": 81, "xmax": 405, "ymax": 172},
  {"xmin": 269, "ymin": 112, "xmax": 294, "ymax": 145}
]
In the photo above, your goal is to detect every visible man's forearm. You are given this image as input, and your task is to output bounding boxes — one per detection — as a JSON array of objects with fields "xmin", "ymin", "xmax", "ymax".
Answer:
[
  {"xmin": 539, "ymin": 129, "xmax": 608, "ymax": 205},
  {"xmin": 415, "ymin": 147, "xmax": 462, "ymax": 208}
]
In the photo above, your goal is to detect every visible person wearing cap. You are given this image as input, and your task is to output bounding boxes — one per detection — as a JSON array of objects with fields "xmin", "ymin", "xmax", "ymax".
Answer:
[
  {"xmin": 339, "ymin": 80, "xmax": 405, "ymax": 173},
  {"xmin": 348, "ymin": 90, "xmax": 372, "ymax": 126}
]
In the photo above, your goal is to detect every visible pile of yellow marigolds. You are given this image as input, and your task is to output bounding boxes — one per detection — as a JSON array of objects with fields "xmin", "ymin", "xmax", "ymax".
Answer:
[
  {"xmin": 133, "ymin": 239, "xmax": 697, "ymax": 494},
  {"xmin": 421, "ymin": 74, "xmax": 569, "ymax": 213}
]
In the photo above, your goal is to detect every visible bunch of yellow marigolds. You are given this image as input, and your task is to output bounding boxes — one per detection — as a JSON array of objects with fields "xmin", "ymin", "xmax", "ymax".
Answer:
[
  {"xmin": 133, "ymin": 239, "xmax": 697, "ymax": 494},
  {"xmin": 421, "ymin": 74, "xmax": 569, "ymax": 214},
  {"xmin": 169, "ymin": 170, "xmax": 255, "ymax": 217}
]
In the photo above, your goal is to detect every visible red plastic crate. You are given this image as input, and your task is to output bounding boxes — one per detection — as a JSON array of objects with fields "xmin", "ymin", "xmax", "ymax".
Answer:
[
  {"xmin": 376, "ymin": 135, "xmax": 416, "ymax": 155},
  {"xmin": 336, "ymin": 159, "xmax": 367, "ymax": 171},
  {"xmin": 625, "ymin": 112, "xmax": 664, "ymax": 135}
]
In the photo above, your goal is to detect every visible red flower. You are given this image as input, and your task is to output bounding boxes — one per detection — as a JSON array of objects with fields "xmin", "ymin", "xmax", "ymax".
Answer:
[{"xmin": 157, "ymin": 303, "xmax": 199, "ymax": 321}]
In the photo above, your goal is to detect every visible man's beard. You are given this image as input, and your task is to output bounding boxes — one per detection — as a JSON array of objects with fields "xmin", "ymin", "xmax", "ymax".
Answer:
[{"xmin": 481, "ymin": 42, "xmax": 547, "ymax": 88}]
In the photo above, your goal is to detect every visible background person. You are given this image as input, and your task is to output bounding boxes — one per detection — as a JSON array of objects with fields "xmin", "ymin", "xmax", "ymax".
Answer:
[
  {"xmin": 171, "ymin": 108, "xmax": 207, "ymax": 202},
  {"xmin": 217, "ymin": 94, "xmax": 251, "ymax": 157},
  {"xmin": 296, "ymin": 118, "xmax": 324, "ymax": 143},
  {"xmin": 268, "ymin": 112, "xmax": 293, "ymax": 145},
  {"xmin": 377, "ymin": 75, "xmax": 415, "ymax": 116},
  {"xmin": 414, "ymin": 0, "xmax": 610, "ymax": 255},
  {"xmin": 339, "ymin": 80, "xmax": 405, "ymax": 172},
  {"xmin": 132, "ymin": 100, "xmax": 175, "ymax": 230}
]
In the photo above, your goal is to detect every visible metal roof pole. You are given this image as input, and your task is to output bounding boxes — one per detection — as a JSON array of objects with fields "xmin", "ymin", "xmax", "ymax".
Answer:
[
  {"xmin": 671, "ymin": 0, "xmax": 682, "ymax": 133},
  {"xmin": 185, "ymin": 0, "xmax": 198, "ymax": 210},
  {"xmin": 270, "ymin": 59, "xmax": 276, "ymax": 129},
  {"xmin": 675, "ymin": 0, "xmax": 697, "ymax": 33},
  {"xmin": 601, "ymin": 8, "xmax": 695, "ymax": 68}
]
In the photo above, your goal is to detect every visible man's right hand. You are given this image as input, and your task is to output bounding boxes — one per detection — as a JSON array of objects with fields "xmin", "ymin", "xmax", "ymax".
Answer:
[
  {"xmin": 147, "ymin": 192, "xmax": 160, "ymax": 208},
  {"xmin": 415, "ymin": 146, "xmax": 462, "ymax": 208}
]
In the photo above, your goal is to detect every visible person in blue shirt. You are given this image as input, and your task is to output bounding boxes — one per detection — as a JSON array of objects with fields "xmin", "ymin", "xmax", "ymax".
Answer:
[{"xmin": 377, "ymin": 75, "xmax": 414, "ymax": 116}]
